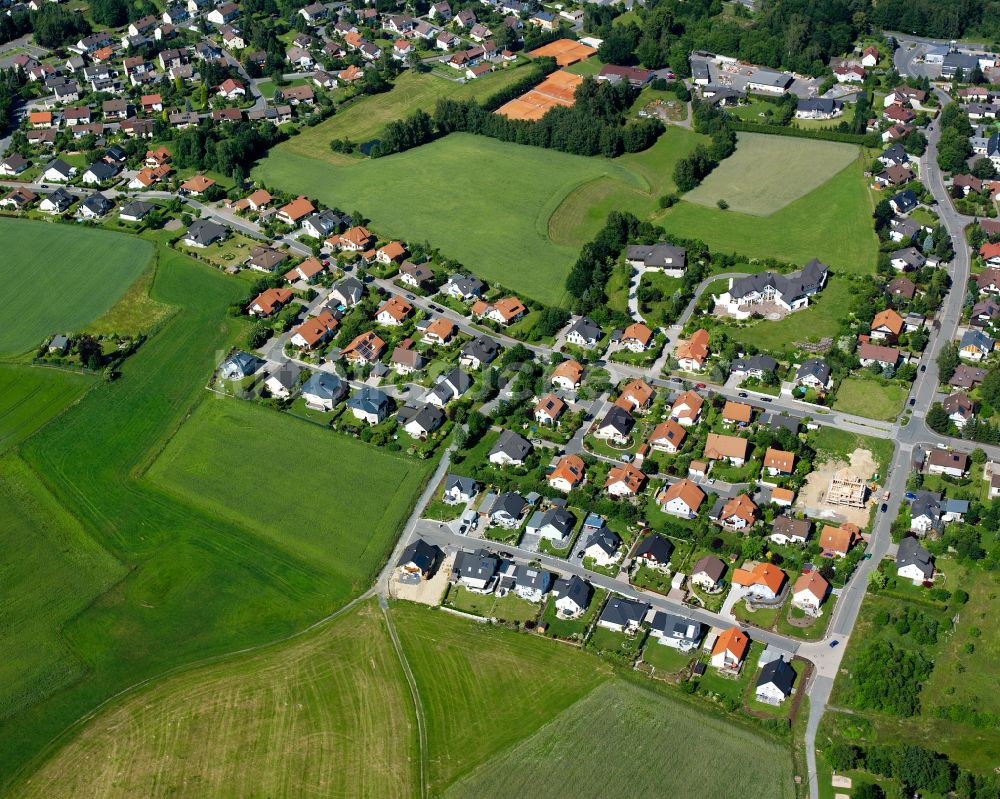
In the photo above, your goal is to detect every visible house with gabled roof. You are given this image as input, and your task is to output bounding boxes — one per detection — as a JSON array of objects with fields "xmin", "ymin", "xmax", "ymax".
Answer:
[
  {"xmin": 594, "ymin": 405, "xmax": 634, "ymax": 445},
  {"xmin": 583, "ymin": 527, "xmax": 621, "ymax": 565},
  {"xmin": 460, "ymin": 335, "xmax": 500, "ymax": 369},
  {"xmin": 472, "ymin": 297, "xmax": 527, "ymax": 326},
  {"xmin": 342, "ymin": 331, "xmax": 386, "ymax": 364},
  {"xmin": 732, "ymin": 562, "xmax": 786, "ymax": 601},
  {"xmin": 548, "ymin": 454, "xmax": 585, "ymax": 492},
  {"xmin": 657, "ymin": 479, "xmax": 704, "ymax": 518},
  {"xmin": 770, "ymin": 516, "xmax": 812, "ymax": 545},
  {"xmin": 722, "ymin": 401, "xmax": 753, "ymax": 427},
  {"xmin": 648, "ymin": 419, "xmax": 686, "ymax": 454},
  {"xmin": 676, "ymin": 328, "xmax": 710, "ymax": 371},
  {"xmin": 264, "ymin": 361, "xmax": 303, "ymax": 399},
  {"xmin": 376, "ymin": 296, "xmax": 414, "ymax": 327},
  {"xmin": 711, "ymin": 626, "xmax": 750, "ymax": 672},
  {"xmin": 347, "ymin": 386, "xmax": 392, "ymax": 425},
  {"xmin": 248, "ymin": 287, "xmax": 293, "ymax": 317},
  {"xmin": 597, "ymin": 596, "xmax": 649, "ymax": 634},
  {"xmin": 792, "ymin": 570, "xmax": 829, "ymax": 613},
  {"xmin": 756, "ymin": 656, "xmax": 795, "ymax": 704},
  {"xmin": 551, "ymin": 359, "xmax": 583, "ymax": 391},
  {"xmin": 818, "ymin": 524, "xmax": 862, "ymax": 558},
  {"xmin": 871, "ymin": 308, "xmax": 905, "ymax": 342},
  {"xmin": 533, "ymin": 393, "xmax": 565, "ymax": 425},
  {"xmin": 525, "ymin": 507, "xmax": 575, "ymax": 543},
  {"xmin": 553, "ymin": 575, "xmax": 592, "ymax": 617},
  {"xmin": 397, "ymin": 539, "xmax": 442, "ymax": 582},
  {"xmin": 763, "ymin": 448, "xmax": 795, "ymax": 477},
  {"xmin": 605, "ymin": 463, "xmax": 646, "ymax": 498},
  {"xmin": 290, "ymin": 311, "xmax": 338, "ymax": 349},
  {"xmin": 691, "ymin": 555, "xmax": 726, "ymax": 591},
  {"xmin": 488, "ymin": 429, "xmax": 532, "ymax": 466},
  {"xmin": 301, "ymin": 371, "xmax": 347, "ymax": 410},
  {"xmin": 704, "ymin": 434, "xmax": 750, "ymax": 466},
  {"xmin": 670, "ymin": 390, "xmax": 704, "ymax": 426},
  {"xmin": 718, "ymin": 494, "xmax": 759, "ymax": 530},
  {"xmin": 615, "ymin": 379, "xmax": 654, "ymax": 412},
  {"xmin": 397, "ymin": 402, "xmax": 445, "ymax": 438},
  {"xmin": 897, "ymin": 536, "xmax": 934, "ymax": 584}
]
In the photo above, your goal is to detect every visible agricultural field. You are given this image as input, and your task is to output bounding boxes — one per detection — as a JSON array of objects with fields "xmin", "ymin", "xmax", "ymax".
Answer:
[
  {"xmin": 0, "ymin": 365, "xmax": 93, "ymax": 455},
  {"xmin": 660, "ymin": 158, "xmax": 878, "ymax": 274},
  {"xmin": 0, "ymin": 236, "xmax": 427, "ymax": 788},
  {"xmin": 273, "ymin": 69, "xmax": 531, "ymax": 164},
  {"xmin": 832, "ymin": 377, "xmax": 907, "ymax": 421},
  {"xmin": 444, "ymin": 679, "xmax": 795, "ymax": 799},
  {"xmin": 685, "ymin": 134, "xmax": 858, "ymax": 216},
  {"xmin": 391, "ymin": 602, "xmax": 611, "ymax": 794},
  {"xmin": 9, "ymin": 601, "xmax": 418, "ymax": 799},
  {"xmin": 147, "ymin": 397, "xmax": 433, "ymax": 586},
  {"xmin": 0, "ymin": 219, "xmax": 152, "ymax": 355},
  {"xmin": 256, "ymin": 132, "xmax": 649, "ymax": 305}
]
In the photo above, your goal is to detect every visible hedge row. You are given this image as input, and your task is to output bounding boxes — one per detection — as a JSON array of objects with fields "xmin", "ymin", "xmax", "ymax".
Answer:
[{"xmin": 728, "ymin": 120, "xmax": 867, "ymax": 144}]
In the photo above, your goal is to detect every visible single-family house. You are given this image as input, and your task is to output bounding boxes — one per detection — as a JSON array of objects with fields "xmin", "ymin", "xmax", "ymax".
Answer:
[
  {"xmin": 426, "ymin": 367, "xmax": 472, "ymax": 407},
  {"xmin": 633, "ymin": 533, "xmax": 674, "ymax": 569},
  {"xmin": 657, "ymin": 479, "xmax": 705, "ymax": 519},
  {"xmin": 704, "ymin": 433, "xmax": 750, "ymax": 467},
  {"xmin": 594, "ymin": 405, "xmax": 634, "ymax": 445},
  {"xmin": 818, "ymin": 524, "xmax": 862, "ymax": 558},
  {"xmin": 487, "ymin": 491, "xmax": 527, "ymax": 528},
  {"xmin": 290, "ymin": 311, "xmax": 338, "ymax": 350},
  {"xmin": 792, "ymin": 570, "xmax": 829, "ymax": 613},
  {"xmin": 959, "ymin": 329, "xmax": 994, "ymax": 361},
  {"xmin": 397, "ymin": 539, "xmax": 442, "ymax": 582},
  {"xmin": 648, "ymin": 419, "xmax": 687, "ymax": 454},
  {"xmin": 533, "ymin": 393, "xmax": 565, "ymax": 425},
  {"xmin": 795, "ymin": 359, "xmax": 832, "ymax": 391},
  {"xmin": 564, "ymin": 316, "xmax": 603, "ymax": 349},
  {"xmin": 649, "ymin": 612, "xmax": 703, "ymax": 651},
  {"xmin": 219, "ymin": 351, "xmax": 259, "ymax": 381},
  {"xmin": 604, "ymin": 464, "xmax": 646, "ymax": 498},
  {"xmin": 732, "ymin": 562, "xmax": 787, "ymax": 601},
  {"xmin": 452, "ymin": 549, "xmax": 498, "ymax": 592},
  {"xmin": 460, "ymin": 336, "xmax": 500, "ymax": 369},
  {"xmin": 691, "ymin": 555, "xmax": 726, "ymax": 592},
  {"xmin": 926, "ymin": 449, "xmax": 969, "ymax": 477},
  {"xmin": 755, "ymin": 656, "xmax": 795, "ymax": 704},
  {"xmin": 676, "ymin": 329, "xmax": 710, "ymax": 371},
  {"xmin": 526, "ymin": 506, "xmax": 575, "ymax": 543},
  {"xmin": 722, "ymin": 401, "xmax": 753, "ymax": 427},
  {"xmin": 553, "ymin": 575, "xmax": 592, "ymax": 616},
  {"xmin": 376, "ymin": 296, "xmax": 414, "ymax": 327},
  {"xmin": 347, "ymin": 387, "xmax": 392, "ymax": 425},
  {"xmin": 770, "ymin": 516, "xmax": 812, "ymax": 546},
  {"xmin": 548, "ymin": 454, "xmax": 586, "ymax": 493},
  {"xmin": 710, "ymin": 626, "xmax": 750, "ymax": 672},
  {"xmin": 597, "ymin": 597, "xmax": 649, "ymax": 634},
  {"xmin": 670, "ymin": 390, "xmax": 704, "ymax": 426},
  {"xmin": 584, "ymin": 528, "xmax": 621, "ymax": 566},
  {"xmin": 550, "ymin": 359, "xmax": 583, "ymax": 391},
  {"xmin": 443, "ymin": 475, "xmax": 478, "ymax": 504},
  {"xmin": 897, "ymin": 536, "xmax": 934, "ymax": 584},
  {"xmin": 397, "ymin": 402, "xmax": 445, "ymax": 438},
  {"xmin": 183, "ymin": 219, "xmax": 227, "ymax": 248},
  {"xmin": 871, "ymin": 308, "xmax": 905, "ymax": 342},
  {"xmin": 300, "ymin": 371, "xmax": 347, "ymax": 410},
  {"xmin": 718, "ymin": 494, "xmax": 759, "ymax": 531},
  {"xmin": 264, "ymin": 361, "xmax": 303, "ymax": 399},
  {"xmin": 488, "ymin": 429, "xmax": 532, "ymax": 466}
]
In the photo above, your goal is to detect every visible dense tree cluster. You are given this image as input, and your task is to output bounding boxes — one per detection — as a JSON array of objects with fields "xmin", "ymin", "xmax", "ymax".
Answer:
[
  {"xmin": 937, "ymin": 103, "xmax": 974, "ymax": 173},
  {"xmin": 672, "ymin": 101, "xmax": 736, "ymax": 191},
  {"xmin": 0, "ymin": 10, "xmax": 31, "ymax": 47},
  {"xmin": 433, "ymin": 76, "xmax": 664, "ymax": 158},
  {"xmin": 565, "ymin": 211, "xmax": 656, "ymax": 311},
  {"xmin": 0, "ymin": 67, "xmax": 24, "ymax": 132},
  {"xmin": 827, "ymin": 743, "xmax": 962, "ymax": 796},
  {"xmin": 847, "ymin": 639, "xmax": 932, "ymax": 716},
  {"xmin": 30, "ymin": 4, "xmax": 89, "ymax": 48},
  {"xmin": 170, "ymin": 119, "xmax": 284, "ymax": 178}
]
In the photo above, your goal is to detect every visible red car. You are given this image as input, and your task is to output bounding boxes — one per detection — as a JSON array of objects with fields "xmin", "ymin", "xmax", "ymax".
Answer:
[{"xmin": 695, "ymin": 382, "xmax": 706, "ymax": 388}]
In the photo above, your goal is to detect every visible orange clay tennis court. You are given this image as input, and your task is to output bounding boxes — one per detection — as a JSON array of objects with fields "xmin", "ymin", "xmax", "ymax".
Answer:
[
  {"xmin": 528, "ymin": 38, "xmax": 598, "ymax": 67},
  {"xmin": 495, "ymin": 70, "xmax": 584, "ymax": 121}
]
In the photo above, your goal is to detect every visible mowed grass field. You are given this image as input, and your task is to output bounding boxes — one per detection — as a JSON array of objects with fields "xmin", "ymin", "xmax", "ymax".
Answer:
[
  {"xmin": 276, "ymin": 69, "xmax": 532, "ymax": 164},
  {"xmin": 685, "ymin": 133, "xmax": 858, "ymax": 215},
  {"xmin": 445, "ymin": 679, "xmax": 795, "ymax": 799},
  {"xmin": 10, "ymin": 601, "xmax": 418, "ymax": 799},
  {"xmin": 660, "ymin": 158, "xmax": 877, "ymax": 274},
  {"xmin": 0, "ymin": 219, "xmax": 152, "ymax": 355},
  {"xmin": 0, "ymin": 365, "xmax": 93, "ymax": 455},
  {"xmin": 147, "ymin": 397, "xmax": 432, "ymax": 588},
  {"xmin": 391, "ymin": 602, "xmax": 611, "ymax": 794},
  {"xmin": 256, "ymin": 133, "xmax": 649, "ymax": 306},
  {"xmin": 832, "ymin": 377, "xmax": 907, "ymax": 421},
  {"xmin": 0, "ymin": 231, "xmax": 430, "ymax": 788}
]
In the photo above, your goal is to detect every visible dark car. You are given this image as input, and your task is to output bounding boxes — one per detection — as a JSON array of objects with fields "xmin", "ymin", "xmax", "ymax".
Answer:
[
  {"xmin": 880, "ymin": 503, "xmax": 888, "ymax": 513},
  {"xmin": 920, "ymin": 365, "xmax": 926, "ymax": 372},
  {"xmin": 830, "ymin": 640, "xmax": 840, "ymax": 648},
  {"xmin": 909, "ymin": 398, "xmax": 916, "ymax": 406},
  {"xmin": 431, "ymin": 304, "xmax": 445, "ymax": 313},
  {"xmin": 762, "ymin": 397, "xmax": 772, "ymax": 402},
  {"xmin": 405, "ymin": 294, "xmax": 415, "ymax": 301},
  {"xmin": 738, "ymin": 392, "xmax": 748, "ymax": 398}
]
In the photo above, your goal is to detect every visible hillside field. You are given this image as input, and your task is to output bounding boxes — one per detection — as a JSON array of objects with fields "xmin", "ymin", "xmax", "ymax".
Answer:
[
  {"xmin": 146, "ymin": 397, "xmax": 433, "ymax": 589},
  {"xmin": 9, "ymin": 602, "xmax": 418, "ymax": 799},
  {"xmin": 684, "ymin": 133, "xmax": 859, "ymax": 215},
  {"xmin": 277, "ymin": 69, "xmax": 532, "ymax": 163},
  {"xmin": 14, "ymin": 600, "xmax": 796, "ymax": 799},
  {"xmin": 445, "ymin": 679, "xmax": 796, "ymax": 799},
  {"xmin": 0, "ymin": 219, "xmax": 152, "ymax": 355}
]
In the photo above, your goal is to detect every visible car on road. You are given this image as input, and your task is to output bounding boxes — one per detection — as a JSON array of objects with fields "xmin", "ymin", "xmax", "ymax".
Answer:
[
  {"xmin": 696, "ymin": 382, "xmax": 706, "ymax": 388},
  {"xmin": 830, "ymin": 640, "xmax": 840, "ymax": 648},
  {"xmin": 880, "ymin": 503, "xmax": 888, "ymax": 513},
  {"xmin": 920, "ymin": 365, "xmax": 926, "ymax": 372},
  {"xmin": 458, "ymin": 524, "xmax": 467, "ymax": 534},
  {"xmin": 405, "ymin": 294, "xmax": 415, "ymax": 300},
  {"xmin": 762, "ymin": 397, "xmax": 772, "ymax": 402},
  {"xmin": 738, "ymin": 392, "xmax": 748, "ymax": 398},
  {"xmin": 909, "ymin": 398, "xmax": 916, "ymax": 406},
  {"xmin": 500, "ymin": 551, "xmax": 512, "ymax": 558},
  {"xmin": 430, "ymin": 305, "xmax": 445, "ymax": 313}
]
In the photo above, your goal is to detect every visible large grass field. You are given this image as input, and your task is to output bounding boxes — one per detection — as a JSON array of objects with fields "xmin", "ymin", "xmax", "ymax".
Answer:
[
  {"xmin": 10, "ymin": 601, "xmax": 418, "ymax": 799},
  {"xmin": 0, "ymin": 365, "xmax": 93, "ymax": 455},
  {"xmin": 391, "ymin": 602, "xmax": 611, "ymax": 794},
  {"xmin": 685, "ymin": 133, "xmax": 859, "ymax": 216},
  {"xmin": 256, "ymin": 133, "xmax": 649, "ymax": 306},
  {"xmin": 0, "ymin": 219, "xmax": 152, "ymax": 355},
  {"xmin": 832, "ymin": 377, "xmax": 907, "ymax": 421},
  {"xmin": 0, "ymin": 231, "xmax": 430, "ymax": 789},
  {"xmin": 275, "ymin": 69, "xmax": 532, "ymax": 164},
  {"xmin": 660, "ymin": 157, "xmax": 877, "ymax": 274},
  {"xmin": 147, "ymin": 397, "xmax": 432, "ymax": 588},
  {"xmin": 445, "ymin": 679, "xmax": 795, "ymax": 799}
]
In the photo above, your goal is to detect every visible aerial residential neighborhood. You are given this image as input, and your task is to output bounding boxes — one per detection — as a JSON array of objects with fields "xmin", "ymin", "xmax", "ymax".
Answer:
[{"xmin": 2, "ymin": 0, "xmax": 1000, "ymax": 795}]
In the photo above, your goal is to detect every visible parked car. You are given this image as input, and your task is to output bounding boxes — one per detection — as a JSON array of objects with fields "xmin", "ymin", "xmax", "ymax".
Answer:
[{"xmin": 829, "ymin": 640, "xmax": 840, "ymax": 648}]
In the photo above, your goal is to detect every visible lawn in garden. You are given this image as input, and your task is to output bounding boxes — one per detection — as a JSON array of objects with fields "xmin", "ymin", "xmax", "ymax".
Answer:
[{"xmin": 832, "ymin": 377, "xmax": 907, "ymax": 421}]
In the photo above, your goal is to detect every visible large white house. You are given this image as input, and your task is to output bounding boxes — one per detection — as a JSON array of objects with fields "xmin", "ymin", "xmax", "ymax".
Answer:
[{"xmin": 713, "ymin": 259, "xmax": 828, "ymax": 319}]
